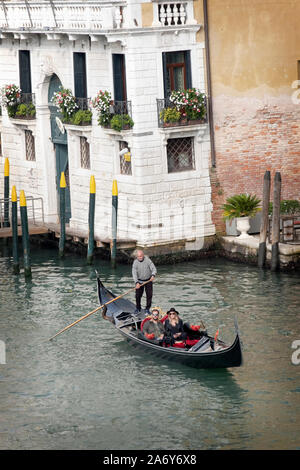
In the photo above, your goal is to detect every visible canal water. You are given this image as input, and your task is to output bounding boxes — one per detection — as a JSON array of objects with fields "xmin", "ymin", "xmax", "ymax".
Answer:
[{"xmin": 0, "ymin": 244, "xmax": 299, "ymax": 450}]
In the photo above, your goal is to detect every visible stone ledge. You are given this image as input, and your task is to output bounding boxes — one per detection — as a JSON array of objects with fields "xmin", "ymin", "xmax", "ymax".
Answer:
[{"xmin": 220, "ymin": 235, "xmax": 300, "ymax": 270}]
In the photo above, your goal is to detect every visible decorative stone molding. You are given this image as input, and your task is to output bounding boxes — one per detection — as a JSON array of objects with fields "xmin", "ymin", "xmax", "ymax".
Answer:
[
  {"xmin": 9, "ymin": 118, "xmax": 37, "ymax": 136},
  {"xmin": 64, "ymin": 123, "xmax": 92, "ymax": 143},
  {"xmin": 159, "ymin": 123, "xmax": 208, "ymax": 144},
  {"xmin": 0, "ymin": 1, "xmax": 127, "ymax": 34}
]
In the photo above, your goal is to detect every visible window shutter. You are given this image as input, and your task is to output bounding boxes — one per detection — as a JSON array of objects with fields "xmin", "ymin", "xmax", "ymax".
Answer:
[
  {"xmin": 73, "ymin": 53, "xmax": 87, "ymax": 98},
  {"xmin": 19, "ymin": 50, "xmax": 32, "ymax": 94},
  {"xmin": 113, "ymin": 54, "xmax": 127, "ymax": 102},
  {"xmin": 162, "ymin": 52, "xmax": 168, "ymax": 99},
  {"xmin": 185, "ymin": 51, "xmax": 192, "ymax": 89}
]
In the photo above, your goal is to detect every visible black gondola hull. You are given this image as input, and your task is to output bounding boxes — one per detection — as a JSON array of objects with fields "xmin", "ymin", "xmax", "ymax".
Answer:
[{"xmin": 97, "ymin": 276, "xmax": 243, "ymax": 369}]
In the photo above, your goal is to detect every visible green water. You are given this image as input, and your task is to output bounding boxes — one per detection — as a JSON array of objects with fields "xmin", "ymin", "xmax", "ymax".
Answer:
[{"xmin": 0, "ymin": 244, "xmax": 299, "ymax": 450}]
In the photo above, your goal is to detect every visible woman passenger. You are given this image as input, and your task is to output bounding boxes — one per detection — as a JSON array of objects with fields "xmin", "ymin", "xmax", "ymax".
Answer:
[{"xmin": 163, "ymin": 308, "xmax": 187, "ymax": 345}]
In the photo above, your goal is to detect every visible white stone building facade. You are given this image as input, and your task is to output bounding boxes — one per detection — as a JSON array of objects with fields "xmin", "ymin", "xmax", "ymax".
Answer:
[{"xmin": 0, "ymin": 0, "xmax": 215, "ymax": 251}]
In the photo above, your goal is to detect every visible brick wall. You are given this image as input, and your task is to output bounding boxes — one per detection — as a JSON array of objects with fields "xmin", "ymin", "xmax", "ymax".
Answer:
[{"xmin": 210, "ymin": 96, "xmax": 300, "ymax": 232}]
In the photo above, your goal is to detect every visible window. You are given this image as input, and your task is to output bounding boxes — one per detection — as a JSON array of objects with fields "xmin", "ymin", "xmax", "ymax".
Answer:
[
  {"xmin": 19, "ymin": 50, "xmax": 32, "ymax": 94},
  {"xmin": 113, "ymin": 54, "xmax": 127, "ymax": 102},
  {"xmin": 73, "ymin": 53, "xmax": 87, "ymax": 107},
  {"xmin": 25, "ymin": 130, "xmax": 35, "ymax": 161},
  {"xmin": 80, "ymin": 136, "xmax": 90, "ymax": 169},
  {"xmin": 162, "ymin": 51, "xmax": 192, "ymax": 98},
  {"xmin": 119, "ymin": 141, "xmax": 132, "ymax": 175},
  {"xmin": 167, "ymin": 137, "xmax": 195, "ymax": 173}
]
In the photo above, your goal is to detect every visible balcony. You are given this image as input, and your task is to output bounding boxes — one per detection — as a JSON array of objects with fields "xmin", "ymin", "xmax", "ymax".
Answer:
[
  {"xmin": 108, "ymin": 100, "xmax": 133, "ymax": 132},
  {"xmin": 152, "ymin": 1, "xmax": 197, "ymax": 27},
  {"xmin": 0, "ymin": 1, "xmax": 126, "ymax": 33},
  {"xmin": 157, "ymin": 95, "xmax": 207, "ymax": 129},
  {"xmin": 8, "ymin": 92, "xmax": 36, "ymax": 120}
]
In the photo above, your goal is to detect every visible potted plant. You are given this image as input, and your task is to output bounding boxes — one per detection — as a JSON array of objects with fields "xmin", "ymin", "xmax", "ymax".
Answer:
[
  {"xmin": 70, "ymin": 109, "xmax": 92, "ymax": 126},
  {"xmin": 110, "ymin": 113, "xmax": 134, "ymax": 132},
  {"xmin": 92, "ymin": 90, "xmax": 113, "ymax": 127},
  {"xmin": 169, "ymin": 88, "xmax": 206, "ymax": 124},
  {"xmin": 51, "ymin": 87, "xmax": 78, "ymax": 123},
  {"xmin": 15, "ymin": 102, "xmax": 36, "ymax": 119},
  {"xmin": 160, "ymin": 107, "xmax": 181, "ymax": 127},
  {"xmin": 222, "ymin": 193, "xmax": 261, "ymax": 238},
  {"xmin": 1, "ymin": 84, "xmax": 21, "ymax": 117}
]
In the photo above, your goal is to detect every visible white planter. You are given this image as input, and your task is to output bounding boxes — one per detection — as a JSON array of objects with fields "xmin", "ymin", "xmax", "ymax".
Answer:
[
  {"xmin": 226, "ymin": 212, "xmax": 262, "ymax": 236},
  {"xmin": 236, "ymin": 217, "xmax": 251, "ymax": 238}
]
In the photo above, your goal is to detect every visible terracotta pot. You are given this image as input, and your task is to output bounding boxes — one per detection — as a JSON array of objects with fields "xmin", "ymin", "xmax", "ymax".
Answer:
[
  {"xmin": 163, "ymin": 122, "xmax": 179, "ymax": 128},
  {"xmin": 187, "ymin": 119, "xmax": 205, "ymax": 125}
]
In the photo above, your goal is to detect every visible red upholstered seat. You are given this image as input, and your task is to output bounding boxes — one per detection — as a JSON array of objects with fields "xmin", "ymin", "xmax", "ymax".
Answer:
[{"xmin": 140, "ymin": 316, "xmax": 150, "ymax": 332}]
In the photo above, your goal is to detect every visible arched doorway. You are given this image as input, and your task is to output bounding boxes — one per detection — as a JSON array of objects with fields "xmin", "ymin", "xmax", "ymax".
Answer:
[{"xmin": 48, "ymin": 74, "xmax": 71, "ymax": 222}]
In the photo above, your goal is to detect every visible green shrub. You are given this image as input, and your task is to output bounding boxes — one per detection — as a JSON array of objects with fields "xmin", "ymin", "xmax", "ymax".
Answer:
[
  {"xmin": 110, "ymin": 114, "xmax": 134, "ymax": 132},
  {"xmin": 7, "ymin": 104, "xmax": 18, "ymax": 118},
  {"xmin": 71, "ymin": 109, "xmax": 92, "ymax": 125},
  {"xmin": 269, "ymin": 200, "xmax": 300, "ymax": 215},
  {"xmin": 15, "ymin": 102, "xmax": 36, "ymax": 118},
  {"xmin": 222, "ymin": 194, "xmax": 261, "ymax": 220},
  {"xmin": 160, "ymin": 107, "xmax": 181, "ymax": 123}
]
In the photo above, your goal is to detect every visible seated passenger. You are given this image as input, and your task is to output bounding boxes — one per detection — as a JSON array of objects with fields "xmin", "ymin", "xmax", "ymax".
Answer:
[
  {"xmin": 163, "ymin": 308, "xmax": 188, "ymax": 345},
  {"xmin": 143, "ymin": 308, "xmax": 164, "ymax": 341}
]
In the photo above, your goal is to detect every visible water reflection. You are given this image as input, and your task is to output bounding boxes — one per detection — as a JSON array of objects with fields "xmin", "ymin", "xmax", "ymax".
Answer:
[{"xmin": 0, "ymin": 247, "xmax": 299, "ymax": 450}]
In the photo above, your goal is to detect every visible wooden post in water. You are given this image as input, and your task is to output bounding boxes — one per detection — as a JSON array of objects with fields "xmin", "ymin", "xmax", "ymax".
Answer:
[
  {"xmin": 87, "ymin": 175, "xmax": 96, "ymax": 265},
  {"xmin": 11, "ymin": 185, "xmax": 20, "ymax": 274},
  {"xmin": 258, "ymin": 171, "xmax": 271, "ymax": 268},
  {"xmin": 20, "ymin": 190, "xmax": 31, "ymax": 278},
  {"xmin": 271, "ymin": 172, "xmax": 281, "ymax": 272},
  {"xmin": 111, "ymin": 180, "xmax": 118, "ymax": 268},
  {"xmin": 4, "ymin": 158, "xmax": 10, "ymax": 227},
  {"xmin": 59, "ymin": 172, "xmax": 66, "ymax": 258}
]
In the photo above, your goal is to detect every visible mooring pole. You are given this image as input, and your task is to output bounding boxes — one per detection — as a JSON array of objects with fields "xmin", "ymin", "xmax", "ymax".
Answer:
[
  {"xmin": 111, "ymin": 180, "xmax": 118, "ymax": 268},
  {"xmin": 87, "ymin": 175, "xmax": 96, "ymax": 265},
  {"xmin": 4, "ymin": 157, "xmax": 10, "ymax": 227},
  {"xmin": 11, "ymin": 185, "xmax": 20, "ymax": 274},
  {"xmin": 59, "ymin": 172, "xmax": 66, "ymax": 258},
  {"xmin": 271, "ymin": 172, "xmax": 281, "ymax": 272},
  {"xmin": 20, "ymin": 190, "xmax": 31, "ymax": 278},
  {"xmin": 258, "ymin": 171, "xmax": 271, "ymax": 268}
]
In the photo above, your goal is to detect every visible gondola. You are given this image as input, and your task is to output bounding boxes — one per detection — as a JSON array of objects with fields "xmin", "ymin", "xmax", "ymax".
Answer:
[{"xmin": 97, "ymin": 275, "xmax": 243, "ymax": 369}]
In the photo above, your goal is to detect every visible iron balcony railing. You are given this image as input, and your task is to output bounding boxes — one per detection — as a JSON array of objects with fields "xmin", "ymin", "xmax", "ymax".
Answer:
[
  {"xmin": 107, "ymin": 100, "xmax": 133, "ymax": 131},
  {"xmin": 110, "ymin": 100, "xmax": 132, "ymax": 116},
  {"xmin": 19, "ymin": 92, "xmax": 35, "ymax": 105},
  {"xmin": 157, "ymin": 96, "xmax": 207, "ymax": 128},
  {"xmin": 75, "ymin": 97, "xmax": 91, "ymax": 111}
]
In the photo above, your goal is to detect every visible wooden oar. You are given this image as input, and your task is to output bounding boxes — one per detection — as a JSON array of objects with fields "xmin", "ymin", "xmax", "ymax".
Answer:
[{"xmin": 48, "ymin": 279, "xmax": 153, "ymax": 341}]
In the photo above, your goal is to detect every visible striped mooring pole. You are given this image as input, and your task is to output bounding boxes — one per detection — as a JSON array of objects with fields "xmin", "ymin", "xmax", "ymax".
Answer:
[
  {"xmin": 111, "ymin": 180, "xmax": 118, "ymax": 268},
  {"xmin": 20, "ymin": 190, "xmax": 31, "ymax": 278},
  {"xmin": 4, "ymin": 157, "xmax": 10, "ymax": 227},
  {"xmin": 59, "ymin": 172, "xmax": 66, "ymax": 258},
  {"xmin": 11, "ymin": 185, "xmax": 20, "ymax": 274},
  {"xmin": 87, "ymin": 175, "xmax": 96, "ymax": 265}
]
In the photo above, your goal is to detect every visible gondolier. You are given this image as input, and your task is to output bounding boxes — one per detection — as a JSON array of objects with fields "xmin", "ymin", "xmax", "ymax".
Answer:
[{"xmin": 132, "ymin": 250, "xmax": 157, "ymax": 314}]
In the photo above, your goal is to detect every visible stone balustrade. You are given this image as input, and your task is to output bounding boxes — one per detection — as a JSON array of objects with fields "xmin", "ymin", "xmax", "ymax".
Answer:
[
  {"xmin": 152, "ymin": 1, "xmax": 197, "ymax": 27},
  {"xmin": 0, "ymin": 1, "xmax": 126, "ymax": 32}
]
